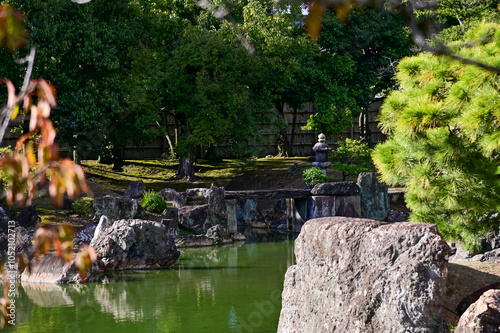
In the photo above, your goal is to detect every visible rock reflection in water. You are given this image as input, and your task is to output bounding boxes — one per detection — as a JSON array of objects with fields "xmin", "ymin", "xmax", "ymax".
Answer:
[{"xmin": 21, "ymin": 282, "xmax": 73, "ymax": 307}]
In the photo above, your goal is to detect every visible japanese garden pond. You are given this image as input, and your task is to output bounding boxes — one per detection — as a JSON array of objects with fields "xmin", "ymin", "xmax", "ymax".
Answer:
[{"xmin": 7, "ymin": 231, "xmax": 296, "ymax": 333}]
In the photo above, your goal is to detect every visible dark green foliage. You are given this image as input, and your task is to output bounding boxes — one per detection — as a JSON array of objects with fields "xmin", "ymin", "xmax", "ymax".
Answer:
[
  {"xmin": 302, "ymin": 167, "xmax": 328, "ymax": 187},
  {"xmin": 72, "ymin": 197, "xmax": 94, "ymax": 216},
  {"xmin": 373, "ymin": 23, "xmax": 500, "ymax": 251},
  {"xmin": 241, "ymin": 0, "xmax": 356, "ymax": 150},
  {"xmin": 163, "ymin": 26, "xmax": 263, "ymax": 160},
  {"xmin": 330, "ymin": 139, "xmax": 373, "ymax": 181},
  {"xmin": 319, "ymin": 7, "xmax": 414, "ymax": 112},
  {"xmin": 434, "ymin": 0, "xmax": 500, "ymax": 43},
  {"xmin": 5, "ymin": 0, "xmax": 194, "ymax": 161},
  {"xmin": 140, "ymin": 190, "xmax": 167, "ymax": 213}
]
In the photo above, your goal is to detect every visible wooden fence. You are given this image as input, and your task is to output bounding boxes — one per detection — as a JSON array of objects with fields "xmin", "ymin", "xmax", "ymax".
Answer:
[{"xmin": 2, "ymin": 99, "xmax": 386, "ymax": 159}]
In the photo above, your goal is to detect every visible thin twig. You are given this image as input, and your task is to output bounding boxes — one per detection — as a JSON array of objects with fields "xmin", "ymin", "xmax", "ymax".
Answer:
[{"xmin": 0, "ymin": 47, "xmax": 36, "ymax": 144}]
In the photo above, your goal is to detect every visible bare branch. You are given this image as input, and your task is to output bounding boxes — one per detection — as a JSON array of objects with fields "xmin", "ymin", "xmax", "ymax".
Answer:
[{"xmin": 0, "ymin": 47, "xmax": 36, "ymax": 144}]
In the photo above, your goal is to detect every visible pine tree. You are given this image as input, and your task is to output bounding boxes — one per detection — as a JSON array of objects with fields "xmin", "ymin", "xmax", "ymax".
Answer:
[{"xmin": 373, "ymin": 23, "xmax": 500, "ymax": 252}]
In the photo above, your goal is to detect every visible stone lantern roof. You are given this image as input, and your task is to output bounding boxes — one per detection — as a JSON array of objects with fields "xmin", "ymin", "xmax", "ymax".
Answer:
[{"xmin": 312, "ymin": 133, "xmax": 332, "ymax": 152}]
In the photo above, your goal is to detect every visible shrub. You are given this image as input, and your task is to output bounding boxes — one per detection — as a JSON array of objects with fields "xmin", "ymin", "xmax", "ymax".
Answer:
[
  {"xmin": 72, "ymin": 197, "xmax": 94, "ymax": 216},
  {"xmin": 140, "ymin": 190, "xmax": 167, "ymax": 213},
  {"xmin": 330, "ymin": 138, "xmax": 372, "ymax": 181},
  {"xmin": 302, "ymin": 167, "xmax": 328, "ymax": 187}
]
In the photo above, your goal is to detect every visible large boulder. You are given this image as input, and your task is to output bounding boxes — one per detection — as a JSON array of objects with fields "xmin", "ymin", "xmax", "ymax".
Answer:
[
  {"xmin": 90, "ymin": 219, "xmax": 180, "ymax": 271},
  {"xmin": 208, "ymin": 186, "xmax": 227, "ymax": 228},
  {"xmin": 178, "ymin": 204, "xmax": 209, "ymax": 234},
  {"xmin": 278, "ymin": 217, "xmax": 450, "ymax": 333},
  {"xmin": 311, "ymin": 182, "xmax": 359, "ymax": 196},
  {"xmin": 226, "ymin": 199, "xmax": 237, "ymax": 235},
  {"xmin": 456, "ymin": 283, "xmax": 500, "ymax": 316},
  {"xmin": 455, "ymin": 289, "xmax": 500, "ymax": 333},
  {"xmin": 159, "ymin": 188, "xmax": 187, "ymax": 208},
  {"xmin": 124, "ymin": 180, "xmax": 146, "ymax": 198},
  {"xmin": 91, "ymin": 196, "xmax": 145, "ymax": 222},
  {"xmin": 185, "ymin": 188, "xmax": 211, "ymax": 205},
  {"xmin": 357, "ymin": 172, "xmax": 390, "ymax": 221},
  {"xmin": 0, "ymin": 225, "xmax": 32, "ymax": 263}
]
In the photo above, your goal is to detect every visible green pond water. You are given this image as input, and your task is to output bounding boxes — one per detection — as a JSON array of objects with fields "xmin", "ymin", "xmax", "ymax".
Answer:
[{"xmin": 7, "ymin": 233, "xmax": 296, "ymax": 333}]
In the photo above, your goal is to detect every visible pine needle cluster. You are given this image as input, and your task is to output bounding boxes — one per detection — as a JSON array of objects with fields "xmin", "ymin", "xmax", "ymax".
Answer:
[{"xmin": 373, "ymin": 23, "xmax": 500, "ymax": 252}]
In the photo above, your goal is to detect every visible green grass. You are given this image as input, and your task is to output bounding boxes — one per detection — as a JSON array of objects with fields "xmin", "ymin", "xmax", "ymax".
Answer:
[{"xmin": 81, "ymin": 157, "xmax": 312, "ymax": 193}]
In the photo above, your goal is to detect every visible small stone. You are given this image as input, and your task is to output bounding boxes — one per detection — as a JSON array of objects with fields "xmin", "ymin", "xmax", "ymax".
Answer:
[
  {"xmin": 387, "ymin": 209, "xmax": 410, "ymax": 223},
  {"xmin": 16, "ymin": 205, "xmax": 40, "ymax": 229},
  {"xmin": 176, "ymin": 235, "xmax": 214, "ymax": 248},
  {"xmin": 124, "ymin": 180, "xmax": 146, "ymax": 198},
  {"xmin": 231, "ymin": 232, "xmax": 246, "ymax": 242},
  {"xmin": 205, "ymin": 224, "xmax": 228, "ymax": 245}
]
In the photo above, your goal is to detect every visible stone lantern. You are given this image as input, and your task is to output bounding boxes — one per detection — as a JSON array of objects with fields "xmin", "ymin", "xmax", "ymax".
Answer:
[{"xmin": 312, "ymin": 133, "xmax": 332, "ymax": 175}]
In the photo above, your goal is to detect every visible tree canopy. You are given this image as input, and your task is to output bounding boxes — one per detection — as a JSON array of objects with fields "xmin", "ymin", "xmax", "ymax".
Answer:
[
  {"xmin": 163, "ymin": 26, "xmax": 262, "ymax": 160},
  {"xmin": 373, "ymin": 22, "xmax": 500, "ymax": 251},
  {"xmin": 301, "ymin": 6, "xmax": 413, "ymax": 142},
  {"xmin": 240, "ymin": 0, "xmax": 355, "ymax": 153},
  {"xmin": 4, "ymin": 0, "xmax": 196, "ymax": 162}
]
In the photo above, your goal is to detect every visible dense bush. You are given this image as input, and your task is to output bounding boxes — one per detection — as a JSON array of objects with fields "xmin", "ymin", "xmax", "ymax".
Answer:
[
  {"xmin": 302, "ymin": 167, "xmax": 329, "ymax": 187},
  {"xmin": 72, "ymin": 197, "xmax": 94, "ymax": 216},
  {"xmin": 140, "ymin": 190, "xmax": 167, "ymax": 213}
]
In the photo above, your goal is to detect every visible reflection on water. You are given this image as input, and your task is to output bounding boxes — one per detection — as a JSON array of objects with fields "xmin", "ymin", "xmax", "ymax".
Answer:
[
  {"xmin": 21, "ymin": 283, "xmax": 73, "ymax": 307},
  {"xmin": 8, "ymin": 232, "xmax": 296, "ymax": 333}
]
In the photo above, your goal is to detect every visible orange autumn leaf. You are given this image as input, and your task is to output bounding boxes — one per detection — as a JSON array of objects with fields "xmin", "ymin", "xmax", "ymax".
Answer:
[{"xmin": 306, "ymin": 1, "xmax": 325, "ymax": 41}]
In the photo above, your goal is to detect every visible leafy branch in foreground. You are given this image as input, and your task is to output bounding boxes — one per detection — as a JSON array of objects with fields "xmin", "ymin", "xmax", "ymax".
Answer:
[{"xmin": 0, "ymin": 4, "xmax": 97, "ymax": 328}]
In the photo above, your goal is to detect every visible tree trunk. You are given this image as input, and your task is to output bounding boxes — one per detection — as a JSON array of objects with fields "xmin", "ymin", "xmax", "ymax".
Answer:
[
  {"xmin": 359, "ymin": 111, "xmax": 372, "ymax": 145},
  {"xmin": 111, "ymin": 148, "xmax": 124, "ymax": 171},
  {"xmin": 176, "ymin": 114, "xmax": 195, "ymax": 181},
  {"xmin": 177, "ymin": 157, "xmax": 195, "ymax": 181},
  {"xmin": 276, "ymin": 102, "xmax": 291, "ymax": 157},
  {"xmin": 289, "ymin": 108, "xmax": 298, "ymax": 157}
]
